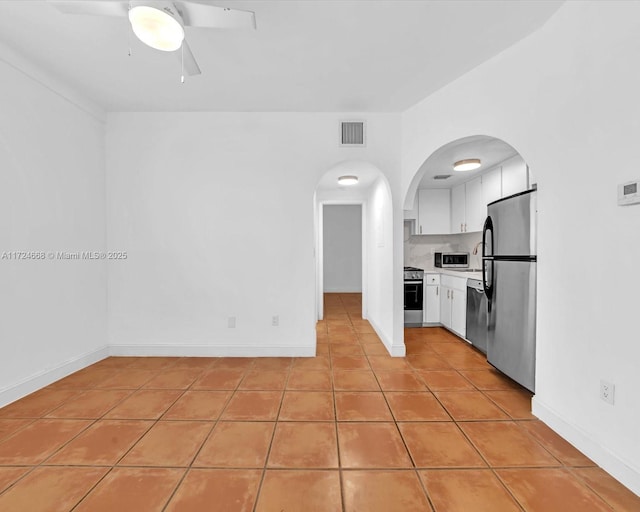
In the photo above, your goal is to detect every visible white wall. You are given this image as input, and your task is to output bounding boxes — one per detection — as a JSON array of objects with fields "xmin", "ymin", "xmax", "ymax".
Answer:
[
  {"xmin": 106, "ymin": 112, "xmax": 400, "ymax": 356},
  {"xmin": 401, "ymin": 1, "xmax": 640, "ymax": 493},
  {"xmin": 365, "ymin": 177, "xmax": 402, "ymax": 355},
  {"xmin": 0, "ymin": 46, "xmax": 107, "ymax": 406},
  {"xmin": 323, "ymin": 205, "xmax": 362, "ymax": 293}
]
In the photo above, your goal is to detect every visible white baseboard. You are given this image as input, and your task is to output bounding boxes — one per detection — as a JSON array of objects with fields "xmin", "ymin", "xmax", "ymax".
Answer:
[
  {"xmin": 108, "ymin": 344, "xmax": 316, "ymax": 358},
  {"xmin": 367, "ymin": 317, "xmax": 405, "ymax": 357},
  {"xmin": 532, "ymin": 397, "xmax": 640, "ymax": 496},
  {"xmin": 0, "ymin": 345, "xmax": 109, "ymax": 409}
]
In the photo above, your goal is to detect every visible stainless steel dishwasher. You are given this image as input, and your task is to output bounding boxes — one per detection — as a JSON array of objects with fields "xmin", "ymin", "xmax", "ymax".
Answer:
[{"xmin": 466, "ymin": 278, "xmax": 488, "ymax": 354}]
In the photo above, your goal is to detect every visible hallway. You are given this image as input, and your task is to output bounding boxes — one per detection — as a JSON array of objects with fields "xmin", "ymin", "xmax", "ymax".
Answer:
[{"xmin": 0, "ymin": 293, "xmax": 637, "ymax": 510}]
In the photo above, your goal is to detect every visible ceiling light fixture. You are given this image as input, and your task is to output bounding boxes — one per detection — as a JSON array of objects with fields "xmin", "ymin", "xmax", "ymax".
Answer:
[
  {"xmin": 128, "ymin": 5, "xmax": 185, "ymax": 52},
  {"xmin": 453, "ymin": 159, "xmax": 481, "ymax": 172},
  {"xmin": 338, "ymin": 175, "xmax": 359, "ymax": 186}
]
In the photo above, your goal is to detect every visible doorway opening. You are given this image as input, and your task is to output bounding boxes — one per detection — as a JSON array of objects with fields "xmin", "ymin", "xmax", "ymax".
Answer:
[
  {"xmin": 314, "ymin": 160, "xmax": 399, "ymax": 355},
  {"xmin": 316, "ymin": 201, "xmax": 366, "ymax": 321},
  {"xmin": 323, "ymin": 204, "xmax": 363, "ymax": 294}
]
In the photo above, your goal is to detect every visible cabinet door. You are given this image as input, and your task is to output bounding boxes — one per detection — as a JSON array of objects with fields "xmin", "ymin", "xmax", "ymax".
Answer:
[
  {"xmin": 417, "ymin": 189, "xmax": 451, "ymax": 235},
  {"xmin": 404, "ymin": 193, "xmax": 418, "ymax": 222},
  {"xmin": 450, "ymin": 184, "xmax": 465, "ymax": 233},
  {"xmin": 450, "ymin": 288, "xmax": 467, "ymax": 338},
  {"xmin": 440, "ymin": 286, "xmax": 452, "ymax": 328},
  {"xmin": 482, "ymin": 167, "xmax": 502, "ymax": 206},
  {"xmin": 465, "ymin": 177, "xmax": 484, "ymax": 232},
  {"xmin": 501, "ymin": 157, "xmax": 528, "ymax": 197},
  {"xmin": 425, "ymin": 285, "xmax": 440, "ymax": 323}
]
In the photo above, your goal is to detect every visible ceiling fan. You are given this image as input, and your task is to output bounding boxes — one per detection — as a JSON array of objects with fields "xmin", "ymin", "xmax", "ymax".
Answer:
[{"xmin": 48, "ymin": 0, "xmax": 257, "ymax": 77}]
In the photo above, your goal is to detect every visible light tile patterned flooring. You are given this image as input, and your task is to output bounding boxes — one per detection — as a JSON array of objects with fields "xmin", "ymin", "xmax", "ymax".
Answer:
[{"xmin": 0, "ymin": 293, "xmax": 637, "ymax": 511}]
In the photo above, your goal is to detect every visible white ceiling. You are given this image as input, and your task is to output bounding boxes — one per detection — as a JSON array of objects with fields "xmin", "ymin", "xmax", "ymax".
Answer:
[
  {"xmin": 416, "ymin": 135, "xmax": 519, "ymax": 190},
  {"xmin": 0, "ymin": 0, "xmax": 563, "ymax": 112}
]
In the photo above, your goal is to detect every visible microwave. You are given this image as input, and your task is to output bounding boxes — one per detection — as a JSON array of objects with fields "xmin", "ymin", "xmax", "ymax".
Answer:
[{"xmin": 434, "ymin": 252, "xmax": 469, "ymax": 268}]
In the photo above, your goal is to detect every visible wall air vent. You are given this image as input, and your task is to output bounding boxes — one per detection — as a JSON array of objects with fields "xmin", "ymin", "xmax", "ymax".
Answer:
[
  {"xmin": 340, "ymin": 121, "xmax": 366, "ymax": 146},
  {"xmin": 433, "ymin": 174, "xmax": 452, "ymax": 180}
]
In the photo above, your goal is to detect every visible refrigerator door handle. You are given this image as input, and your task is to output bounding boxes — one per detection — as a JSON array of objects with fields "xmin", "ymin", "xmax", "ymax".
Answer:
[{"xmin": 482, "ymin": 216, "xmax": 494, "ymax": 303}]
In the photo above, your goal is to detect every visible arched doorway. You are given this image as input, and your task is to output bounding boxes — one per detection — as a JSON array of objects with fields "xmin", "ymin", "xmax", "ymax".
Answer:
[
  {"xmin": 314, "ymin": 160, "xmax": 401, "ymax": 355},
  {"xmin": 402, "ymin": 134, "xmax": 536, "ymax": 389}
]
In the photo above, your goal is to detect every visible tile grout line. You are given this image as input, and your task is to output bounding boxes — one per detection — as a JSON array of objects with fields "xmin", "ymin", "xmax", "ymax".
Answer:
[
  {"xmin": 158, "ymin": 365, "xmax": 243, "ymax": 512},
  {"xmin": 331, "ymin": 300, "xmax": 347, "ymax": 512},
  {"xmin": 250, "ymin": 361, "xmax": 290, "ymax": 512},
  {"xmin": 1, "ymin": 298, "xmax": 626, "ymax": 512},
  {"xmin": 65, "ymin": 363, "xmax": 202, "ymax": 512},
  {"xmin": 0, "ymin": 363, "xmax": 163, "ymax": 502},
  {"xmin": 27, "ymin": 359, "xmax": 186, "ymax": 511},
  {"xmin": 369, "ymin": 358, "xmax": 437, "ymax": 509},
  {"xmin": 565, "ymin": 468, "xmax": 618, "ymax": 512},
  {"xmin": 423, "ymin": 335, "xmax": 561, "ymax": 512},
  {"xmin": 61, "ymin": 359, "xmax": 226, "ymax": 511}
]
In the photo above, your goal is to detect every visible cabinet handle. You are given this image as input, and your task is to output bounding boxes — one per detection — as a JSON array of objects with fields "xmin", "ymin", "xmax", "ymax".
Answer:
[
  {"xmin": 420, "ymin": 225, "xmax": 422, "ymax": 234},
  {"xmin": 447, "ymin": 289, "xmax": 450, "ymax": 299},
  {"xmin": 451, "ymin": 290, "xmax": 454, "ymax": 299},
  {"xmin": 460, "ymin": 223, "xmax": 463, "ymax": 232},
  {"xmin": 436, "ymin": 286, "xmax": 438, "ymax": 296},
  {"xmin": 464, "ymin": 223, "xmax": 467, "ymax": 232}
]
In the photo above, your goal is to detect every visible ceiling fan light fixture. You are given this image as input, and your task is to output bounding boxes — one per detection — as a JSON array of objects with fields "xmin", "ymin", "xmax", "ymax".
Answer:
[
  {"xmin": 128, "ymin": 5, "xmax": 184, "ymax": 52},
  {"xmin": 453, "ymin": 158, "xmax": 481, "ymax": 172},
  {"xmin": 338, "ymin": 175, "xmax": 358, "ymax": 186}
]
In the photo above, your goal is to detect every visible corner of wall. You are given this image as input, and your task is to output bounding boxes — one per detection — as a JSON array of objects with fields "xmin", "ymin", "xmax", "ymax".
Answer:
[{"xmin": 532, "ymin": 396, "xmax": 640, "ymax": 496}]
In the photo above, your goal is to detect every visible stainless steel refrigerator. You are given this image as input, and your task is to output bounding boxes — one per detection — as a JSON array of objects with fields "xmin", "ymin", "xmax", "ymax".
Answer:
[{"xmin": 482, "ymin": 189, "xmax": 537, "ymax": 392}]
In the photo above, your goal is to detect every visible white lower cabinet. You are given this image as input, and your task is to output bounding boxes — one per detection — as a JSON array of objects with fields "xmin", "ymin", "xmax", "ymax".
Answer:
[
  {"xmin": 450, "ymin": 287, "xmax": 467, "ymax": 337},
  {"xmin": 424, "ymin": 273, "xmax": 440, "ymax": 323},
  {"xmin": 439, "ymin": 275, "xmax": 467, "ymax": 338},
  {"xmin": 440, "ymin": 286, "xmax": 452, "ymax": 329}
]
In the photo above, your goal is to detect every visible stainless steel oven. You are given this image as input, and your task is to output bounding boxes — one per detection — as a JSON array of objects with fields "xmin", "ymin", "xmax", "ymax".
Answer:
[{"xmin": 404, "ymin": 267, "xmax": 424, "ymax": 327}]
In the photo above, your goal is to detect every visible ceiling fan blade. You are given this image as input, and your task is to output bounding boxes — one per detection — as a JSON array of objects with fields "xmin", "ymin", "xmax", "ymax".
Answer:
[
  {"xmin": 48, "ymin": 0, "xmax": 128, "ymax": 17},
  {"xmin": 177, "ymin": 1, "xmax": 256, "ymax": 29},
  {"xmin": 178, "ymin": 39, "xmax": 201, "ymax": 76}
]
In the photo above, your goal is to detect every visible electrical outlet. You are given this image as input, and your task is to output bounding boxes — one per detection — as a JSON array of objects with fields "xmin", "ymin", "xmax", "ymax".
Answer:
[
  {"xmin": 600, "ymin": 380, "xmax": 615, "ymax": 405},
  {"xmin": 272, "ymin": 315, "xmax": 279, "ymax": 327},
  {"xmin": 228, "ymin": 316, "xmax": 236, "ymax": 328}
]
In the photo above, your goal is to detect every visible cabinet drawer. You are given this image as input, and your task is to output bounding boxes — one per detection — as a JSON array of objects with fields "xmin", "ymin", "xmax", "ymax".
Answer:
[
  {"xmin": 425, "ymin": 273, "xmax": 440, "ymax": 285},
  {"xmin": 441, "ymin": 274, "xmax": 467, "ymax": 290}
]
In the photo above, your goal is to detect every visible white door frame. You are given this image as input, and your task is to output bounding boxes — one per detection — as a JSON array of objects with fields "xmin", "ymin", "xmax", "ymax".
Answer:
[{"xmin": 316, "ymin": 200, "xmax": 367, "ymax": 321}]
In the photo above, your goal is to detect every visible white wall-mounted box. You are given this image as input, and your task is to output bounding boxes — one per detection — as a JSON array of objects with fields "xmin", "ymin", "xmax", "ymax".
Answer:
[{"xmin": 618, "ymin": 179, "xmax": 640, "ymax": 206}]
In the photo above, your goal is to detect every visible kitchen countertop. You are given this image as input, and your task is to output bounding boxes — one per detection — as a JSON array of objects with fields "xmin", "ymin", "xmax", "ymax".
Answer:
[{"xmin": 425, "ymin": 269, "xmax": 483, "ymax": 280}]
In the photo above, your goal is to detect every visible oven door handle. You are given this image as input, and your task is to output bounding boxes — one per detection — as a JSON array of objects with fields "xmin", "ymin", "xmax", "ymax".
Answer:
[{"xmin": 404, "ymin": 280, "xmax": 423, "ymax": 285}]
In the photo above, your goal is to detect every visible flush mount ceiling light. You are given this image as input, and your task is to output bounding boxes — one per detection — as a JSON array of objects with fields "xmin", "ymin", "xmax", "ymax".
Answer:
[
  {"xmin": 453, "ymin": 158, "xmax": 481, "ymax": 172},
  {"xmin": 338, "ymin": 175, "xmax": 359, "ymax": 186},
  {"xmin": 128, "ymin": 5, "xmax": 185, "ymax": 52}
]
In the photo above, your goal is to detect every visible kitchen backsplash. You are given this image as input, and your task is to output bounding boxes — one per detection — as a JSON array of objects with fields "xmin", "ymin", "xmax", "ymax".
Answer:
[{"xmin": 403, "ymin": 223, "xmax": 483, "ymax": 270}]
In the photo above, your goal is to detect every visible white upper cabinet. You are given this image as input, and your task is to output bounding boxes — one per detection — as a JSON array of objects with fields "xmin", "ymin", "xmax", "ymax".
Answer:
[
  {"xmin": 404, "ymin": 193, "xmax": 418, "ymax": 222},
  {"xmin": 465, "ymin": 177, "xmax": 484, "ymax": 232},
  {"xmin": 414, "ymin": 157, "xmax": 528, "ymax": 235},
  {"xmin": 450, "ymin": 178, "xmax": 483, "ymax": 233},
  {"xmin": 417, "ymin": 189, "xmax": 450, "ymax": 235},
  {"xmin": 481, "ymin": 167, "xmax": 502, "ymax": 206},
  {"xmin": 451, "ymin": 184, "xmax": 466, "ymax": 233},
  {"xmin": 501, "ymin": 156, "xmax": 529, "ymax": 197}
]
